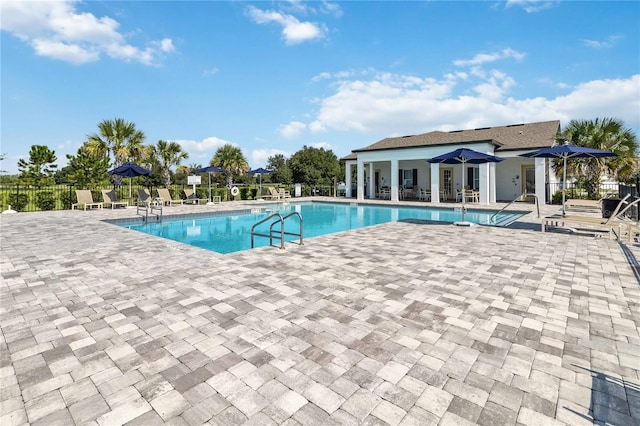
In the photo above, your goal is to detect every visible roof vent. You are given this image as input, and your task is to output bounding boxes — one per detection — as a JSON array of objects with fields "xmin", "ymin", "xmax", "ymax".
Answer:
[
  {"xmin": 507, "ymin": 123, "xmax": 524, "ymax": 127},
  {"xmin": 474, "ymin": 127, "xmax": 490, "ymax": 131},
  {"xmin": 449, "ymin": 130, "xmax": 464, "ymax": 133},
  {"xmin": 401, "ymin": 135, "xmax": 414, "ymax": 138}
]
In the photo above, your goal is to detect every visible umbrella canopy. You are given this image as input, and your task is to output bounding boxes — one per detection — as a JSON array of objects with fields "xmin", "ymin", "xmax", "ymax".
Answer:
[
  {"xmin": 519, "ymin": 143, "xmax": 616, "ymax": 215},
  {"xmin": 193, "ymin": 166, "xmax": 227, "ymax": 174},
  {"xmin": 107, "ymin": 162, "xmax": 152, "ymax": 200},
  {"xmin": 107, "ymin": 161, "xmax": 152, "ymax": 178},
  {"xmin": 193, "ymin": 166, "xmax": 228, "ymax": 204},
  {"xmin": 247, "ymin": 168, "xmax": 274, "ymax": 199},
  {"xmin": 247, "ymin": 167, "xmax": 273, "ymax": 175},
  {"xmin": 429, "ymin": 148, "xmax": 504, "ymax": 226}
]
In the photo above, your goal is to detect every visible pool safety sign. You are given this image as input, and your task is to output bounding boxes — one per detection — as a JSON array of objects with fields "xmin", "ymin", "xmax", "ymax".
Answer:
[{"xmin": 187, "ymin": 175, "xmax": 201, "ymax": 185}]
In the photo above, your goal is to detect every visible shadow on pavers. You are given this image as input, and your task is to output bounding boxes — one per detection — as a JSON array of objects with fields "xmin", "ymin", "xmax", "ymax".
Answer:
[{"xmin": 565, "ymin": 366, "xmax": 640, "ymax": 424}]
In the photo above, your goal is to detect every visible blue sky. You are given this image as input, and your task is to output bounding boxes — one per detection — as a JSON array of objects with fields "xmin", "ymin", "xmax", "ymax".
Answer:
[{"xmin": 1, "ymin": 0, "xmax": 639, "ymax": 175}]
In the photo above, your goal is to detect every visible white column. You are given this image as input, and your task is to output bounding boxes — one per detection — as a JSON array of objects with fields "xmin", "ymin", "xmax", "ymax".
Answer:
[
  {"xmin": 535, "ymin": 157, "xmax": 546, "ymax": 204},
  {"xmin": 390, "ymin": 159, "xmax": 399, "ymax": 201},
  {"xmin": 430, "ymin": 163, "xmax": 440, "ymax": 203},
  {"xmin": 479, "ymin": 163, "xmax": 489, "ymax": 204},
  {"xmin": 368, "ymin": 163, "xmax": 375, "ymax": 199},
  {"xmin": 357, "ymin": 159, "xmax": 364, "ymax": 200},
  {"xmin": 345, "ymin": 161, "xmax": 353, "ymax": 198},
  {"xmin": 490, "ymin": 162, "xmax": 497, "ymax": 203}
]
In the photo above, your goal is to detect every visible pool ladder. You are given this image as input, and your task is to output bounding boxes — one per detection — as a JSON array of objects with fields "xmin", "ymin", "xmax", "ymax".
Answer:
[
  {"xmin": 251, "ymin": 212, "xmax": 303, "ymax": 249},
  {"xmin": 490, "ymin": 192, "xmax": 539, "ymax": 224},
  {"xmin": 137, "ymin": 200, "xmax": 163, "ymax": 222}
]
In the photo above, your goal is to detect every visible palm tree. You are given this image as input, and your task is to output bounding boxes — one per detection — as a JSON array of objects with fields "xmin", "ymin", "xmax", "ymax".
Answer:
[
  {"xmin": 211, "ymin": 144, "xmax": 249, "ymax": 189},
  {"xmin": 555, "ymin": 118, "xmax": 638, "ymax": 198},
  {"xmin": 85, "ymin": 118, "xmax": 145, "ymax": 188},
  {"xmin": 148, "ymin": 140, "xmax": 189, "ymax": 188}
]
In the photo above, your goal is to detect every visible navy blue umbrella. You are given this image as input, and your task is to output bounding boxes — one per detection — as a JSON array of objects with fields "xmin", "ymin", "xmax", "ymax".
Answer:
[
  {"xmin": 108, "ymin": 161, "xmax": 152, "ymax": 177},
  {"xmin": 429, "ymin": 148, "xmax": 504, "ymax": 226},
  {"xmin": 248, "ymin": 168, "xmax": 274, "ymax": 199},
  {"xmin": 193, "ymin": 166, "xmax": 228, "ymax": 204},
  {"xmin": 108, "ymin": 162, "xmax": 152, "ymax": 199},
  {"xmin": 520, "ymin": 143, "xmax": 616, "ymax": 215}
]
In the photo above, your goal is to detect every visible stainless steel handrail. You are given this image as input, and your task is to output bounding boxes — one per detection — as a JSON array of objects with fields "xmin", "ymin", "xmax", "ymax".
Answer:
[
  {"xmin": 136, "ymin": 199, "xmax": 163, "ymax": 222},
  {"xmin": 490, "ymin": 193, "xmax": 539, "ymax": 223},
  {"xmin": 251, "ymin": 211, "xmax": 304, "ymax": 249}
]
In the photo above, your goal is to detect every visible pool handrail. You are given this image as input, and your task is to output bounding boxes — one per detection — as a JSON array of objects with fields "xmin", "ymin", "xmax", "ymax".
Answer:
[{"xmin": 490, "ymin": 192, "xmax": 539, "ymax": 224}]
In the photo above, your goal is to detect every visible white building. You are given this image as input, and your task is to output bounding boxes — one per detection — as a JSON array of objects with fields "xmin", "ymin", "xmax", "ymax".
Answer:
[{"xmin": 342, "ymin": 120, "xmax": 561, "ymax": 205}]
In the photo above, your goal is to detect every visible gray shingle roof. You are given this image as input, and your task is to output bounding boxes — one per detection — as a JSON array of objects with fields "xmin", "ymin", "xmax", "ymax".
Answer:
[{"xmin": 343, "ymin": 120, "xmax": 560, "ymax": 160}]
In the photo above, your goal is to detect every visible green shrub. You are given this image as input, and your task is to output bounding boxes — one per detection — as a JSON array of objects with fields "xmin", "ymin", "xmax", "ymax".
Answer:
[
  {"xmin": 60, "ymin": 191, "xmax": 73, "ymax": 209},
  {"xmin": 8, "ymin": 193, "xmax": 29, "ymax": 212},
  {"xmin": 36, "ymin": 191, "xmax": 56, "ymax": 211}
]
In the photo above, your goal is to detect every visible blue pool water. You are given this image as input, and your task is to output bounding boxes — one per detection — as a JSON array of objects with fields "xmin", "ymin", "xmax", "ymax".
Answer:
[{"xmin": 115, "ymin": 202, "xmax": 525, "ymax": 254}]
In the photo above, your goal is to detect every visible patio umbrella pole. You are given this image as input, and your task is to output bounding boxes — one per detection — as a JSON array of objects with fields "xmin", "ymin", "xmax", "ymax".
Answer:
[
  {"xmin": 562, "ymin": 155, "xmax": 567, "ymax": 216},
  {"xmin": 461, "ymin": 161, "xmax": 466, "ymax": 223},
  {"xmin": 207, "ymin": 173, "xmax": 214, "ymax": 205}
]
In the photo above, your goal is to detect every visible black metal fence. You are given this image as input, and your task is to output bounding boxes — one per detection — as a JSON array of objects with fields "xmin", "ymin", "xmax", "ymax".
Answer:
[
  {"xmin": 0, "ymin": 182, "xmax": 340, "ymax": 213},
  {"xmin": 546, "ymin": 182, "xmax": 621, "ymax": 202}
]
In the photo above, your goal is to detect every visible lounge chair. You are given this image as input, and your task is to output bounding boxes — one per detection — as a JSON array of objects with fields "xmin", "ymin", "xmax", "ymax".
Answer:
[
  {"xmin": 565, "ymin": 199, "xmax": 601, "ymax": 210},
  {"xmin": 72, "ymin": 190, "xmax": 103, "ymax": 210},
  {"xmin": 183, "ymin": 188, "xmax": 208, "ymax": 205},
  {"xmin": 101, "ymin": 190, "xmax": 128, "ymax": 209},
  {"xmin": 137, "ymin": 188, "xmax": 159, "ymax": 207},
  {"xmin": 157, "ymin": 188, "xmax": 184, "ymax": 206},
  {"xmin": 279, "ymin": 188, "xmax": 291, "ymax": 200},
  {"xmin": 541, "ymin": 194, "xmax": 637, "ymax": 239},
  {"xmin": 265, "ymin": 187, "xmax": 281, "ymax": 200}
]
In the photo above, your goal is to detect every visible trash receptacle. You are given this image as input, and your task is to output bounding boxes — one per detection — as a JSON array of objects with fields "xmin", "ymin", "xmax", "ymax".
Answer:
[{"xmin": 602, "ymin": 198, "xmax": 622, "ymax": 218}]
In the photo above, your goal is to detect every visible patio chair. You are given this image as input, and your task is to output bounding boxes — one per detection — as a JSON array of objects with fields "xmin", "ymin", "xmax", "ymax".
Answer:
[
  {"xmin": 137, "ymin": 188, "xmax": 158, "ymax": 207},
  {"xmin": 565, "ymin": 198, "xmax": 601, "ymax": 210},
  {"xmin": 541, "ymin": 194, "xmax": 637, "ymax": 239},
  {"xmin": 268, "ymin": 187, "xmax": 282, "ymax": 200},
  {"xmin": 156, "ymin": 188, "xmax": 184, "ymax": 206},
  {"xmin": 279, "ymin": 188, "xmax": 291, "ymax": 201},
  {"xmin": 101, "ymin": 190, "xmax": 128, "ymax": 209},
  {"xmin": 418, "ymin": 188, "xmax": 430, "ymax": 201},
  {"xmin": 183, "ymin": 188, "xmax": 208, "ymax": 205},
  {"xmin": 72, "ymin": 190, "xmax": 103, "ymax": 210}
]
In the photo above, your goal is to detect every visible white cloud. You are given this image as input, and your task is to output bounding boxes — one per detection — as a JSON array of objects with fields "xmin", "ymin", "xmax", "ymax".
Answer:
[
  {"xmin": 203, "ymin": 67, "xmax": 220, "ymax": 77},
  {"xmin": 251, "ymin": 148, "xmax": 290, "ymax": 168},
  {"xmin": 174, "ymin": 136, "xmax": 235, "ymax": 165},
  {"xmin": 505, "ymin": 1, "xmax": 558, "ymax": 13},
  {"xmin": 279, "ymin": 121, "xmax": 306, "ymax": 139},
  {"xmin": 246, "ymin": 6, "xmax": 326, "ymax": 44},
  {"xmin": 453, "ymin": 48, "xmax": 526, "ymax": 67},
  {"xmin": 582, "ymin": 35, "xmax": 623, "ymax": 49},
  {"xmin": 310, "ymin": 142, "xmax": 334, "ymax": 151},
  {"xmin": 0, "ymin": 0, "xmax": 175, "ymax": 65},
  {"xmin": 308, "ymin": 70, "xmax": 640, "ymax": 138}
]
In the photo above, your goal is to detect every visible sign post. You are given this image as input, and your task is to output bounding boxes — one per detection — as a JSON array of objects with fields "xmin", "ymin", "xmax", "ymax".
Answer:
[{"xmin": 187, "ymin": 175, "xmax": 201, "ymax": 199}]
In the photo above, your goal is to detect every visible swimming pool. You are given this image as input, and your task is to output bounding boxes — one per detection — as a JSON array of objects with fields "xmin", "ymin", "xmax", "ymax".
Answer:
[{"xmin": 114, "ymin": 202, "xmax": 525, "ymax": 254}]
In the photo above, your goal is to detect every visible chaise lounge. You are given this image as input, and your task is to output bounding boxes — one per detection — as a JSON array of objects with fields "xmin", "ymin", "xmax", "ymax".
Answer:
[
  {"xmin": 101, "ymin": 190, "xmax": 128, "ymax": 209},
  {"xmin": 183, "ymin": 188, "xmax": 208, "ymax": 205},
  {"xmin": 157, "ymin": 188, "xmax": 184, "ymax": 206},
  {"xmin": 542, "ymin": 194, "xmax": 639, "ymax": 239},
  {"xmin": 72, "ymin": 190, "xmax": 103, "ymax": 210}
]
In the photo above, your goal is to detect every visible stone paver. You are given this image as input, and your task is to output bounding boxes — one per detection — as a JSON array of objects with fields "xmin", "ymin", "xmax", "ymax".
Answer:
[{"xmin": 1, "ymin": 198, "xmax": 639, "ymax": 425}]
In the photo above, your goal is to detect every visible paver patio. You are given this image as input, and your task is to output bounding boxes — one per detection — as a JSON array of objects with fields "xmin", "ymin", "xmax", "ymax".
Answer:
[{"xmin": 1, "ymin": 199, "xmax": 638, "ymax": 425}]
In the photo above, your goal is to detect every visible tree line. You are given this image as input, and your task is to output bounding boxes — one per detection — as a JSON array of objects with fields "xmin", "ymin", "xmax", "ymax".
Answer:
[
  {"xmin": 3, "ymin": 117, "xmax": 637, "ymax": 199},
  {"xmin": 5, "ymin": 118, "xmax": 344, "ymax": 191}
]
